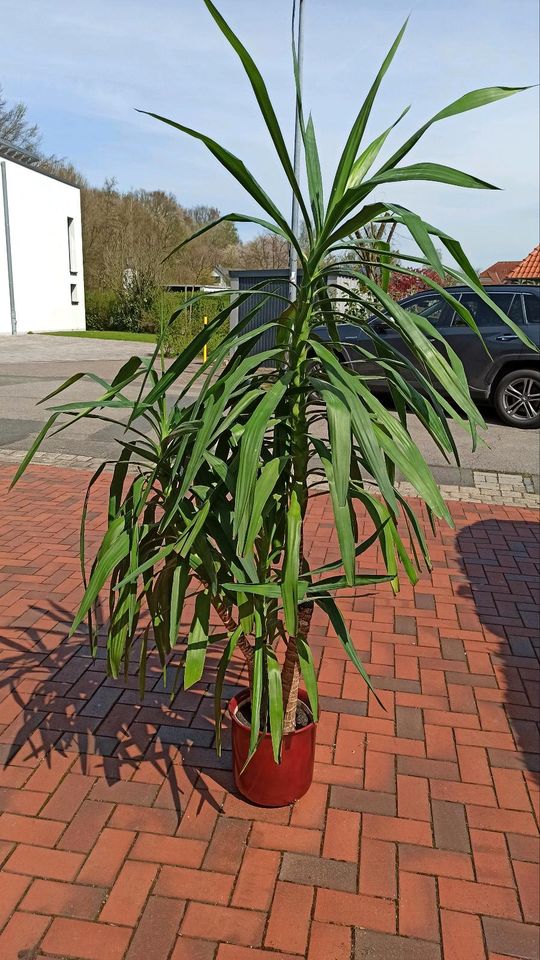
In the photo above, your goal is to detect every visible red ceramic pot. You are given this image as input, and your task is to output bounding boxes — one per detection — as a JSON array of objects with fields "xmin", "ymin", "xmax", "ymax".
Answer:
[{"xmin": 229, "ymin": 688, "xmax": 316, "ymax": 807}]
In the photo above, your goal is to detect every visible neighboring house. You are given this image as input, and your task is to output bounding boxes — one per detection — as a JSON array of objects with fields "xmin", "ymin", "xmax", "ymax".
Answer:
[
  {"xmin": 479, "ymin": 245, "xmax": 540, "ymax": 286},
  {"xmin": 164, "ymin": 266, "xmax": 231, "ymax": 296},
  {"xmin": 479, "ymin": 260, "xmax": 520, "ymax": 284},
  {"xmin": 506, "ymin": 244, "xmax": 540, "ymax": 285},
  {"xmin": 0, "ymin": 138, "xmax": 85, "ymax": 335}
]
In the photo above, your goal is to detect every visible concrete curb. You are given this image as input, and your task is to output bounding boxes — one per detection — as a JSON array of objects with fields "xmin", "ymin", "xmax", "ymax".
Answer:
[{"xmin": 1, "ymin": 447, "xmax": 538, "ymax": 509}]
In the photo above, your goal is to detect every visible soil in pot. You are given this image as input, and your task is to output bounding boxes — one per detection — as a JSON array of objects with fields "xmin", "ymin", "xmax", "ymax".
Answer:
[{"xmin": 236, "ymin": 699, "xmax": 313, "ymax": 731}]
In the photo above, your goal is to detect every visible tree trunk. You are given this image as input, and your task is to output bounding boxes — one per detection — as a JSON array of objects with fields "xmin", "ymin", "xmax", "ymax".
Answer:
[
  {"xmin": 282, "ymin": 637, "xmax": 300, "ymax": 734},
  {"xmin": 282, "ymin": 601, "xmax": 313, "ymax": 734},
  {"xmin": 212, "ymin": 597, "xmax": 254, "ymax": 687}
]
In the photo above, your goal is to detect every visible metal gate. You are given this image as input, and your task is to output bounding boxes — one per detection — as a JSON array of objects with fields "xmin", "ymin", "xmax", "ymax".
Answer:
[{"xmin": 229, "ymin": 269, "xmax": 302, "ymax": 365}]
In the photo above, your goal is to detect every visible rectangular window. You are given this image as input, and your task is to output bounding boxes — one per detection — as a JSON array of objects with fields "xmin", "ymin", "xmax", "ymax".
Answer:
[
  {"xmin": 453, "ymin": 293, "xmax": 526, "ymax": 327},
  {"xmin": 523, "ymin": 293, "xmax": 539, "ymax": 325},
  {"xmin": 67, "ymin": 217, "xmax": 77, "ymax": 273},
  {"xmin": 70, "ymin": 283, "xmax": 79, "ymax": 305}
]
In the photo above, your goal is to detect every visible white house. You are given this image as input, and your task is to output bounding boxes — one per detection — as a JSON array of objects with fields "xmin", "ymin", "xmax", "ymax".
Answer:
[{"xmin": 0, "ymin": 139, "xmax": 85, "ymax": 335}]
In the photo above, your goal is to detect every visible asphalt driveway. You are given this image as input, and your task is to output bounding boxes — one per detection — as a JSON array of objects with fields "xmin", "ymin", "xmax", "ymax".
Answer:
[{"xmin": 0, "ymin": 334, "xmax": 538, "ymax": 482}]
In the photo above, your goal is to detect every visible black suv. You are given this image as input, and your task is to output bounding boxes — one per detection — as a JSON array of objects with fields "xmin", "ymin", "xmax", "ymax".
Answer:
[{"xmin": 316, "ymin": 284, "xmax": 540, "ymax": 428}]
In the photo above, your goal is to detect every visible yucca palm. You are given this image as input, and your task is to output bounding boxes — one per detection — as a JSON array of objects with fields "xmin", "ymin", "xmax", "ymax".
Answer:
[{"xmin": 13, "ymin": 1, "xmax": 533, "ymax": 767}]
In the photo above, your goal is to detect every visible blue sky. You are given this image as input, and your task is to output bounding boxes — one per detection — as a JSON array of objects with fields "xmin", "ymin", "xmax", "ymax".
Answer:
[{"xmin": 2, "ymin": 0, "xmax": 539, "ymax": 269}]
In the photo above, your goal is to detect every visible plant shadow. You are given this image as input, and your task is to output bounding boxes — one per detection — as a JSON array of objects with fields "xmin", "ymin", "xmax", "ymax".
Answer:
[
  {"xmin": 455, "ymin": 516, "xmax": 539, "ymax": 785},
  {"xmin": 0, "ymin": 596, "xmax": 246, "ymax": 822}
]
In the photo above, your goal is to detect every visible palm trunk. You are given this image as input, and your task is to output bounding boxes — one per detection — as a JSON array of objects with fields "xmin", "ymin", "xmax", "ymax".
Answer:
[
  {"xmin": 282, "ymin": 600, "xmax": 313, "ymax": 734},
  {"xmin": 282, "ymin": 636, "xmax": 300, "ymax": 734},
  {"xmin": 212, "ymin": 596, "xmax": 254, "ymax": 687}
]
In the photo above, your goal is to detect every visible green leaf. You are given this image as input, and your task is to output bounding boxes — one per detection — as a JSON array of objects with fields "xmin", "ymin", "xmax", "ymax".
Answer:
[
  {"xmin": 235, "ymin": 375, "xmax": 290, "ymax": 552},
  {"xmin": 10, "ymin": 413, "xmax": 59, "ymax": 488},
  {"xmin": 246, "ymin": 636, "xmax": 264, "ymax": 763},
  {"xmin": 304, "ymin": 114, "xmax": 324, "ymax": 230},
  {"xmin": 385, "ymin": 203, "xmax": 445, "ymax": 280},
  {"xmin": 79, "ymin": 463, "xmax": 107, "ymax": 653},
  {"xmin": 214, "ymin": 628, "xmax": 240, "ymax": 756},
  {"xmin": 308, "ymin": 520, "xmax": 389, "ymax": 577},
  {"xmin": 266, "ymin": 647, "xmax": 284, "ymax": 763},
  {"xmin": 184, "ymin": 591, "xmax": 211, "ymax": 689},
  {"xmin": 310, "ymin": 342, "xmax": 398, "ymax": 512},
  {"xmin": 243, "ymin": 457, "xmax": 285, "ymax": 554},
  {"xmin": 70, "ymin": 516, "xmax": 130, "ymax": 636},
  {"xmin": 316, "ymin": 593, "xmax": 383, "ymax": 705},
  {"xmin": 328, "ymin": 18, "xmax": 408, "ymax": 210},
  {"xmin": 358, "ymin": 274, "xmax": 485, "ymax": 438},
  {"xmin": 169, "ymin": 564, "xmax": 191, "ymax": 649},
  {"xmin": 308, "ymin": 573, "xmax": 395, "ymax": 593},
  {"xmin": 426, "ymin": 228, "xmax": 538, "ymax": 350},
  {"xmin": 324, "ymin": 389, "xmax": 351, "ymax": 506},
  {"xmin": 349, "ymin": 374, "xmax": 452, "ymax": 522},
  {"xmin": 162, "ymin": 212, "xmax": 293, "ymax": 263},
  {"xmin": 324, "ymin": 202, "xmax": 387, "ymax": 251},
  {"xmin": 291, "ymin": 4, "xmax": 322, "ymax": 231},
  {"xmin": 368, "ymin": 161, "xmax": 499, "ymax": 191},
  {"xmin": 350, "ymin": 488, "xmax": 399, "ymax": 592},
  {"xmin": 223, "ymin": 581, "xmax": 308, "ymax": 600},
  {"xmin": 295, "ymin": 635, "xmax": 319, "ymax": 722},
  {"xmin": 139, "ymin": 109, "xmax": 304, "ymax": 259},
  {"xmin": 378, "ymin": 86, "xmax": 530, "ymax": 175},
  {"xmin": 311, "ymin": 434, "xmax": 355, "ymax": 587},
  {"xmin": 282, "ymin": 489, "xmax": 302, "ymax": 636},
  {"xmin": 346, "ymin": 105, "xmax": 410, "ymax": 188},
  {"xmin": 203, "ymin": 0, "xmax": 312, "ymax": 238}
]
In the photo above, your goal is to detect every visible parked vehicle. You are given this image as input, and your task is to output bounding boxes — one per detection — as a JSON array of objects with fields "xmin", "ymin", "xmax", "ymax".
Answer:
[{"xmin": 315, "ymin": 284, "xmax": 540, "ymax": 428}]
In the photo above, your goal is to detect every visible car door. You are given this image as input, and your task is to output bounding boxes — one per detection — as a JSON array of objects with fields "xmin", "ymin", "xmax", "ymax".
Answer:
[
  {"xmin": 368, "ymin": 292, "xmax": 454, "ymax": 384},
  {"xmin": 446, "ymin": 291, "xmax": 527, "ymax": 395}
]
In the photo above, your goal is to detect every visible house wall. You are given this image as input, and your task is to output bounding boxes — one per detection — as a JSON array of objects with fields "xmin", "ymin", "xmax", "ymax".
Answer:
[{"xmin": 0, "ymin": 157, "xmax": 85, "ymax": 335}]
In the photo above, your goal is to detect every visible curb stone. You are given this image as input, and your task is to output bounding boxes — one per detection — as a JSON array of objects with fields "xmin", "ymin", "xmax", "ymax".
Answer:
[{"xmin": 0, "ymin": 447, "xmax": 538, "ymax": 509}]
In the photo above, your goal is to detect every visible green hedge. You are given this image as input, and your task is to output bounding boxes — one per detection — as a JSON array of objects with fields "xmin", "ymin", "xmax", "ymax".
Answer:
[
  {"xmin": 85, "ymin": 290, "xmax": 124, "ymax": 331},
  {"xmin": 150, "ymin": 292, "xmax": 231, "ymax": 357},
  {"xmin": 85, "ymin": 288, "xmax": 231, "ymax": 356}
]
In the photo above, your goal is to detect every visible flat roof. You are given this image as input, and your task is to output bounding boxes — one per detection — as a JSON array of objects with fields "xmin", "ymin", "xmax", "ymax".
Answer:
[{"xmin": 0, "ymin": 137, "xmax": 40, "ymax": 167}]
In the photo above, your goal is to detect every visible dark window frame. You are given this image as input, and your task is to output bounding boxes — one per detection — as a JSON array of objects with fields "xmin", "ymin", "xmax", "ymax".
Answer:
[{"xmin": 449, "ymin": 291, "xmax": 527, "ymax": 328}]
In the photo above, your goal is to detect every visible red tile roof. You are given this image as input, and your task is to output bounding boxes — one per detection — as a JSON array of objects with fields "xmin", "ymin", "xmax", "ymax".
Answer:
[
  {"xmin": 507, "ymin": 244, "xmax": 540, "ymax": 281},
  {"xmin": 479, "ymin": 260, "xmax": 520, "ymax": 284}
]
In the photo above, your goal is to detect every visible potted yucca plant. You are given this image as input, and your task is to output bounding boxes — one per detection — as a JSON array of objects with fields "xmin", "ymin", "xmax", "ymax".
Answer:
[{"xmin": 13, "ymin": 0, "xmax": 533, "ymax": 805}]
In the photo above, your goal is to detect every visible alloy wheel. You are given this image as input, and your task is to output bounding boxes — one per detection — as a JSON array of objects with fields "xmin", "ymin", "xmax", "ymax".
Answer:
[{"xmin": 501, "ymin": 377, "xmax": 540, "ymax": 423}]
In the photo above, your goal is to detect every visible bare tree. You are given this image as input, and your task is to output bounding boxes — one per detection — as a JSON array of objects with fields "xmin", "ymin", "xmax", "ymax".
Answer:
[
  {"xmin": 0, "ymin": 84, "xmax": 41, "ymax": 152},
  {"xmin": 350, "ymin": 221, "xmax": 398, "ymax": 284},
  {"xmin": 237, "ymin": 231, "xmax": 290, "ymax": 269}
]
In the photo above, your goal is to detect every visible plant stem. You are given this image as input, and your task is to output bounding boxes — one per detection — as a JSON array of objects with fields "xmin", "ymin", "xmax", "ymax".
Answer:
[
  {"xmin": 282, "ymin": 600, "xmax": 313, "ymax": 733},
  {"xmin": 212, "ymin": 596, "xmax": 254, "ymax": 687},
  {"xmin": 282, "ymin": 636, "xmax": 300, "ymax": 733},
  {"xmin": 281, "ymin": 291, "xmax": 312, "ymax": 734}
]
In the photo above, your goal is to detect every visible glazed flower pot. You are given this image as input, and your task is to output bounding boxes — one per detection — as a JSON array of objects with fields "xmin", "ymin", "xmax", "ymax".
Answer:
[{"xmin": 228, "ymin": 688, "xmax": 316, "ymax": 806}]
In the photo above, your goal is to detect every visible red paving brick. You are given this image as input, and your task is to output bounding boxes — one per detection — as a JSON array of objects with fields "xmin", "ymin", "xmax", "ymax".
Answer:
[{"xmin": 0, "ymin": 464, "xmax": 538, "ymax": 958}]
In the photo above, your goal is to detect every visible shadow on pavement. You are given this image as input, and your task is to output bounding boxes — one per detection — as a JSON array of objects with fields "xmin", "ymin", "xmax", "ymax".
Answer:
[
  {"xmin": 1, "ymin": 597, "xmax": 244, "ymax": 821},
  {"xmin": 455, "ymin": 517, "xmax": 540, "ymax": 784}
]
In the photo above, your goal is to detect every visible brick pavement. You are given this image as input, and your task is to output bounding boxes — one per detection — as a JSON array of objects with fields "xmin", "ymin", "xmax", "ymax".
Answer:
[{"xmin": 0, "ymin": 464, "xmax": 538, "ymax": 960}]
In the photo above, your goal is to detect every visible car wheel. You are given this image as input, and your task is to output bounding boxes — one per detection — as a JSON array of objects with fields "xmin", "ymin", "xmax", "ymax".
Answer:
[{"xmin": 493, "ymin": 369, "xmax": 540, "ymax": 428}]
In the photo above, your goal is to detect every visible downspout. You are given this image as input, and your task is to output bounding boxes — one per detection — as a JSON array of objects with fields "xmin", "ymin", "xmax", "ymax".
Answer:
[{"xmin": 1, "ymin": 161, "xmax": 16, "ymax": 334}]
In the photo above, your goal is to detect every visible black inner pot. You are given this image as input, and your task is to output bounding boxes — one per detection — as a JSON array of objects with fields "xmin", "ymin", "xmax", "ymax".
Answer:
[{"xmin": 236, "ymin": 698, "xmax": 312, "ymax": 732}]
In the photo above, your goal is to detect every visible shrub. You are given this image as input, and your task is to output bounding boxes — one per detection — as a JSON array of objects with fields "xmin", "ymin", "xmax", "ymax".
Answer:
[
  {"xmin": 85, "ymin": 287, "xmax": 231, "ymax": 354},
  {"xmin": 85, "ymin": 289, "xmax": 123, "ymax": 330}
]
